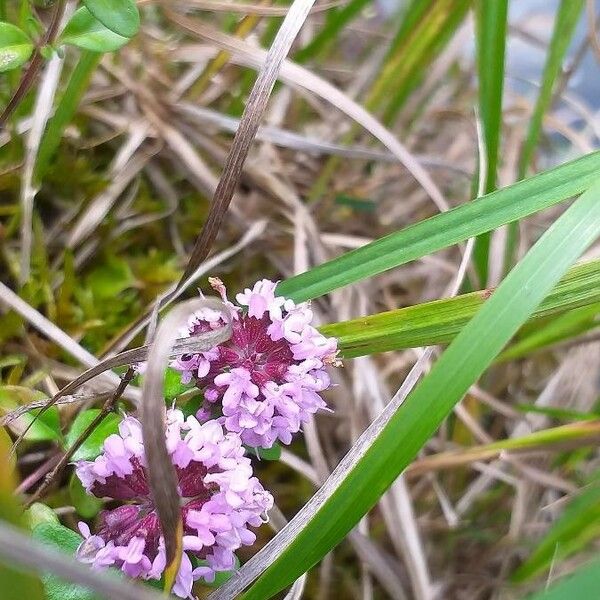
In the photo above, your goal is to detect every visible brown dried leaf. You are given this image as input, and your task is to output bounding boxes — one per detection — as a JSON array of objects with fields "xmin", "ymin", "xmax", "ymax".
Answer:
[
  {"xmin": 171, "ymin": 0, "xmax": 317, "ymax": 289},
  {"xmin": 139, "ymin": 298, "xmax": 231, "ymax": 585}
]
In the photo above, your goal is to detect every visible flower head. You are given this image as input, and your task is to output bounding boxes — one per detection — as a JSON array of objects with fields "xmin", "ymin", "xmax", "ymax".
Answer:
[
  {"xmin": 75, "ymin": 409, "xmax": 273, "ymax": 598},
  {"xmin": 173, "ymin": 279, "xmax": 339, "ymax": 448}
]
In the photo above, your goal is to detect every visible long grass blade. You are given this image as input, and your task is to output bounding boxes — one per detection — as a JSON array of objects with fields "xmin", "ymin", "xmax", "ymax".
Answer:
[
  {"xmin": 407, "ymin": 420, "xmax": 600, "ymax": 477},
  {"xmin": 0, "ymin": 520, "xmax": 165, "ymax": 600},
  {"xmin": 321, "ymin": 259, "xmax": 600, "ymax": 357},
  {"xmin": 278, "ymin": 151, "xmax": 600, "ymax": 302},
  {"xmin": 211, "ymin": 177, "xmax": 600, "ymax": 600},
  {"xmin": 472, "ymin": 0, "xmax": 508, "ymax": 283},
  {"xmin": 140, "ymin": 299, "xmax": 231, "ymax": 589},
  {"xmin": 518, "ymin": 0, "xmax": 585, "ymax": 179},
  {"xmin": 174, "ymin": 0, "xmax": 316, "ymax": 289},
  {"xmin": 506, "ymin": 0, "xmax": 585, "ymax": 269},
  {"xmin": 34, "ymin": 50, "xmax": 101, "ymax": 182},
  {"xmin": 526, "ymin": 559, "xmax": 600, "ymax": 599},
  {"xmin": 377, "ymin": 0, "xmax": 471, "ymax": 123}
]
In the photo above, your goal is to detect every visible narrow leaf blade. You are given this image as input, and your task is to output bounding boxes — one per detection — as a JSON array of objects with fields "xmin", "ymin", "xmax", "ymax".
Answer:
[
  {"xmin": 277, "ymin": 151, "xmax": 600, "ymax": 303},
  {"xmin": 234, "ymin": 179, "xmax": 600, "ymax": 599},
  {"xmin": 473, "ymin": 0, "xmax": 508, "ymax": 282},
  {"xmin": 320, "ymin": 259, "xmax": 600, "ymax": 357}
]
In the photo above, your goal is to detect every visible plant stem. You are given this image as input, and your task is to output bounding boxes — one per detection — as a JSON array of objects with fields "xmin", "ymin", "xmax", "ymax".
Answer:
[
  {"xmin": 23, "ymin": 368, "xmax": 135, "ymax": 508},
  {"xmin": 0, "ymin": 0, "xmax": 66, "ymax": 129}
]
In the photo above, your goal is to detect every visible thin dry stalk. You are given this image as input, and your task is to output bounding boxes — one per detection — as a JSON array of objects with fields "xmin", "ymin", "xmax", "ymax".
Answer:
[{"xmin": 140, "ymin": 298, "xmax": 231, "ymax": 573}]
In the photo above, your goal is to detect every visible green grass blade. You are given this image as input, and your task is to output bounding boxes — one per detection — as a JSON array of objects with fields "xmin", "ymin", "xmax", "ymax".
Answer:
[
  {"xmin": 512, "ymin": 476, "xmax": 600, "ymax": 582},
  {"xmin": 518, "ymin": 0, "xmax": 584, "ymax": 178},
  {"xmin": 498, "ymin": 302, "xmax": 600, "ymax": 362},
  {"xmin": 236, "ymin": 181, "xmax": 600, "ymax": 600},
  {"xmin": 306, "ymin": 0, "xmax": 470, "ymax": 202},
  {"xmin": 238, "ymin": 178, "xmax": 600, "ymax": 600},
  {"xmin": 506, "ymin": 0, "xmax": 585, "ymax": 270},
  {"xmin": 278, "ymin": 150, "xmax": 600, "ymax": 303},
  {"xmin": 364, "ymin": 0, "xmax": 470, "ymax": 120},
  {"xmin": 320, "ymin": 259, "xmax": 600, "ymax": 357},
  {"xmin": 526, "ymin": 559, "xmax": 600, "ymax": 599},
  {"xmin": 472, "ymin": 0, "xmax": 508, "ymax": 283},
  {"xmin": 34, "ymin": 51, "xmax": 101, "ymax": 182},
  {"xmin": 294, "ymin": 0, "xmax": 371, "ymax": 62},
  {"xmin": 380, "ymin": 0, "xmax": 471, "ymax": 123}
]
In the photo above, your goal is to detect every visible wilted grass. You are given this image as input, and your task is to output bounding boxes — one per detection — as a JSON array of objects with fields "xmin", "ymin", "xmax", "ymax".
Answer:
[{"xmin": 1, "ymin": 1, "xmax": 600, "ymax": 599}]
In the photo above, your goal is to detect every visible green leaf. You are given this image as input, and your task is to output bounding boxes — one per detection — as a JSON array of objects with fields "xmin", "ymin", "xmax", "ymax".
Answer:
[
  {"xmin": 86, "ymin": 255, "xmax": 136, "ymax": 300},
  {"xmin": 69, "ymin": 473, "xmax": 103, "ymax": 519},
  {"xmin": 518, "ymin": 0, "xmax": 585, "ymax": 178},
  {"xmin": 526, "ymin": 559, "xmax": 600, "ymax": 599},
  {"xmin": 0, "ymin": 386, "xmax": 61, "ymax": 442},
  {"xmin": 246, "ymin": 443, "xmax": 282, "ymax": 461},
  {"xmin": 473, "ymin": 0, "xmax": 508, "ymax": 282},
  {"xmin": 164, "ymin": 367, "xmax": 194, "ymax": 401},
  {"xmin": 64, "ymin": 409, "xmax": 121, "ymax": 461},
  {"xmin": 60, "ymin": 7, "xmax": 129, "ymax": 52},
  {"xmin": 35, "ymin": 51, "xmax": 102, "ymax": 182},
  {"xmin": 498, "ymin": 301, "xmax": 600, "ymax": 362},
  {"xmin": 192, "ymin": 554, "xmax": 240, "ymax": 588},
  {"xmin": 25, "ymin": 503, "xmax": 60, "ymax": 530},
  {"xmin": 32, "ymin": 522, "xmax": 81, "ymax": 555},
  {"xmin": 241, "ymin": 179, "xmax": 600, "ymax": 599},
  {"xmin": 277, "ymin": 151, "xmax": 600, "ymax": 303},
  {"xmin": 0, "ymin": 430, "xmax": 45, "ymax": 600},
  {"xmin": 83, "ymin": 0, "xmax": 139, "ymax": 37},
  {"xmin": 32, "ymin": 522, "xmax": 101, "ymax": 600},
  {"xmin": 320, "ymin": 259, "xmax": 600, "ymax": 357},
  {"xmin": 512, "ymin": 476, "xmax": 600, "ymax": 582},
  {"xmin": 180, "ymin": 394, "xmax": 204, "ymax": 418},
  {"xmin": 507, "ymin": 0, "xmax": 586, "ymax": 269},
  {"xmin": 0, "ymin": 22, "xmax": 34, "ymax": 72}
]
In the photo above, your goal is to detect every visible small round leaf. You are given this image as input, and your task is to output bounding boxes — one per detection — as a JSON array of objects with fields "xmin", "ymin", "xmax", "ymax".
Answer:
[
  {"xmin": 60, "ymin": 7, "xmax": 129, "ymax": 52},
  {"xmin": 25, "ymin": 503, "xmax": 60, "ymax": 530},
  {"xmin": 163, "ymin": 366, "xmax": 195, "ymax": 401},
  {"xmin": 64, "ymin": 409, "xmax": 122, "ymax": 461},
  {"xmin": 82, "ymin": 0, "xmax": 140, "ymax": 38},
  {"xmin": 0, "ymin": 22, "xmax": 34, "ymax": 73},
  {"xmin": 69, "ymin": 473, "xmax": 103, "ymax": 519},
  {"xmin": 0, "ymin": 386, "xmax": 61, "ymax": 442},
  {"xmin": 32, "ymin": 523, "xmax": 102, "ymax": 600},
  {"xmin": 246, "ymin": 442, "xmax": 282, "ymax": 461}
]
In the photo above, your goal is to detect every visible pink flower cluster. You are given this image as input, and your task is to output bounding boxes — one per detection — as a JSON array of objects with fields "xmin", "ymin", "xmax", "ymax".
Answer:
[
  {"xmin": 74, "ymin": 278, "xmax": 339, "ymax": 597},
  {"xmin": 173, "ymin": 278, "xmax": 339, "ymax": 448},
  {"xmin": 75, "ymin": 409, "xmax": 273, "ymax": 598}
]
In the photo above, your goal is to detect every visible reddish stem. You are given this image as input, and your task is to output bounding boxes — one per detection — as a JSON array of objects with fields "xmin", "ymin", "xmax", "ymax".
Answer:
[{"xmin": 0, "ymin": 0, "xmax": 67, "ymax": 129}]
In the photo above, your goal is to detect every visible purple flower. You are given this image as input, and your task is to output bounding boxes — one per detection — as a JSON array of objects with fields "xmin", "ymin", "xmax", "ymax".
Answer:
[
  {"xmin": 172, "ymin": 278, "xmax": 339, "ymax": 448},
  {"xmin": 75, "ymin": 410, "xmax": 273, "ymax": 598}
]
